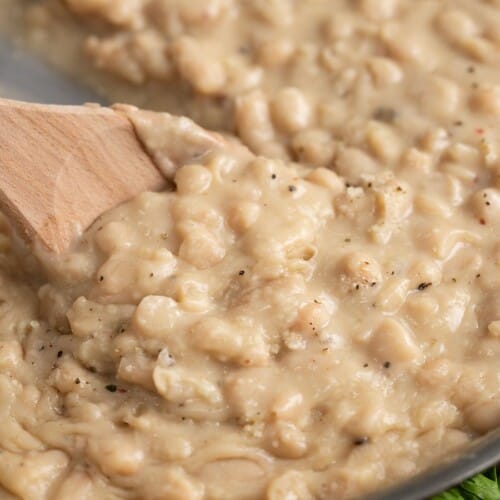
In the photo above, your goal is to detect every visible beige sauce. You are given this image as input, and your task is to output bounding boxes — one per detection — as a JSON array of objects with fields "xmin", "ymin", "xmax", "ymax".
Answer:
[
  {"xmin": 0, "ymin": 1, "xmax": 499, "ymax": 499},
  {"xmin": 10, "ymin": 0, "xmax": 500, "ymax": 149}
]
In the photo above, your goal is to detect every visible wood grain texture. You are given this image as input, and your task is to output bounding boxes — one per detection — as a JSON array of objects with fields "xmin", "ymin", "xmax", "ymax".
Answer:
[{"xmin": 0, "ymin": 99, "xmax": 165, "ymax": 253}]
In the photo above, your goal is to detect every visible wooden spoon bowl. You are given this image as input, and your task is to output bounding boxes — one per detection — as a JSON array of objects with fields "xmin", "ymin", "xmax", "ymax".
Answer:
[{"xmin": 0, "ymin": 99, "xmax": 166, "ymax": 253}]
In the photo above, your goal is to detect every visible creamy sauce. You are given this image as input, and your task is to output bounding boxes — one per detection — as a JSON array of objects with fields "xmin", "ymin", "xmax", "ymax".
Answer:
[
  {"xmin": 0, "ymin": 1, "xmax": 499, "ymax": 499},
  {"xmin": 11, "ymin": 0, "xmax": 500, "ymax": 147}
]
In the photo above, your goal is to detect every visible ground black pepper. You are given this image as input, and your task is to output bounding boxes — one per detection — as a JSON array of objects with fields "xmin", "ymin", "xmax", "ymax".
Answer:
[
  {"xmin": 373, "ymin": 107, "xmax": 397, "ymax": 123},
  {"xmin": 353, "ymin": 436, "xmax": 369, "ymax": 446},
  {"xmin": 417, "ymin": 282, "xmax": 432, "ymax": 291}
]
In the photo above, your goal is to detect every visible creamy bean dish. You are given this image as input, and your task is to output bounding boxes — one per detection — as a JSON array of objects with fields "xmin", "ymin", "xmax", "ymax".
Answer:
[{"xmin": 0, "ymin": 0, "xmax": 500, "ymax": 499}]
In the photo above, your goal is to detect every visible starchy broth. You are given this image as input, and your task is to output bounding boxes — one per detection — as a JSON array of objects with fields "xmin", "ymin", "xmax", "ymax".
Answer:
[{"xmin": 0, "ymin": 0, "xmax": 499, "ymax": 499}]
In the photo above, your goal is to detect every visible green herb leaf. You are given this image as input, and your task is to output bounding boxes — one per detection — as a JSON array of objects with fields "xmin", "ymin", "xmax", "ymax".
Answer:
[
  {"xmin": 432, "ymin": 488, "xmax": 466, "ymax": 500},
  {"xmin": 431, "ymin": 468, "xmax": 500, "ymax": 500},
  {"xmin": 461, "ymin": 469, "xmax": 500, "ymax": 500}
]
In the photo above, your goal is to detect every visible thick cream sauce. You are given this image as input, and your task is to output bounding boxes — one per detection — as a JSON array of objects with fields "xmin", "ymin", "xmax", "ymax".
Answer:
[{"xmin": 0, "ymin": 1, "xmax": 498, "ymax": 499}]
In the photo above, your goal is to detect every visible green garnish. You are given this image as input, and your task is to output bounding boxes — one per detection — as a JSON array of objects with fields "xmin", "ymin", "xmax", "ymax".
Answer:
[{"xmin": 432, "ymin": 467, "xmax": 500, "ymax": 500}]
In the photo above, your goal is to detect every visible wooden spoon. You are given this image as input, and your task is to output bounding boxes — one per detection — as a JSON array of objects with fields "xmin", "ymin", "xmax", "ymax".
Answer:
[
  {"xmin": 0, "ymin": 99, "xmax": 248, "ymax": 254},
  {"xmin": 0, "ymin": 98, "xmax": 166, "ymax": 254}
]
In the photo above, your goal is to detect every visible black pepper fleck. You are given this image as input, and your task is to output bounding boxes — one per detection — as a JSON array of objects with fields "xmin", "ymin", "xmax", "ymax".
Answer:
[
  {"xmin": 75, "ymin": 378, "xmax": 81, "ymax": 385},
  {"xmin": 105, "ymin": 384, "xmax": 117, "ymax": 393},
  {"xmin": 288, "ymin": 185, "xmax": 297, "ymax": 192},
  {"xmin": 238, "ymin": 270, "xmax": 245, "ymax": 276},
  {"xmin": 99, "ymin": 276, "xmax": 104, "ymax": 282},
  {"xmin": 373, "ymin": 107, "xmax": 397, "ymax": 123},
  {"xmin": 383, "ymin": 361, "xmax": 391, "ymax": 369},
  {"xmin": 57, "ymin": 350, "xmax": 63, "ymax": 358},
  {"xmin": 271, "ymin": 174, "xmax": 277, "ymax": 179},
  {"xmin": 417, "ymin": 282, "xmax": 432, "ymax": 291},
  {"xmin": 354, "ymin": 436, "xmax": 369, "ymax": 446}
]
